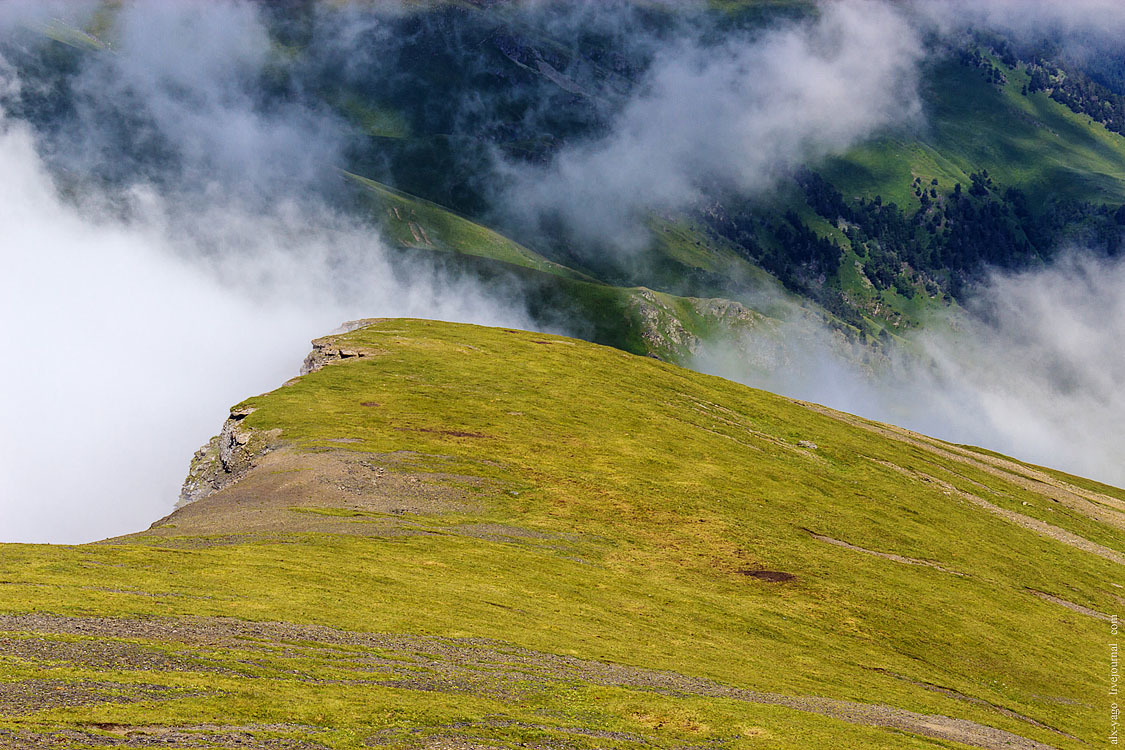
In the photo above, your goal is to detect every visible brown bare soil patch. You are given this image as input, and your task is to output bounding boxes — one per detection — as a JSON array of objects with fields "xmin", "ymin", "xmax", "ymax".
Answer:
[{"xmin": 116, "ymin": 449, "xmax": 491, "ymax": 542}]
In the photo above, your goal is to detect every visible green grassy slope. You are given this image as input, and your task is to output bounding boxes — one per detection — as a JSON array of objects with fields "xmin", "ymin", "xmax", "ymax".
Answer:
[
  {"xmin": 825, "ymin": 58, "xmax": 1125, "ymax": 209},
  {"xmin": 1, "ymin": 319, "xmax": 1120, "ymax": 749},
  {"xmin": 750, "ymin": 53, "xmax": 1125, "ymax": 329},
  {"xmin": 346, "ymin": 173, "xmax": 594, "ymax": 282},
  {"xmin": 344, "ymin": 172, "xmax": 813, "ymax": 363}
]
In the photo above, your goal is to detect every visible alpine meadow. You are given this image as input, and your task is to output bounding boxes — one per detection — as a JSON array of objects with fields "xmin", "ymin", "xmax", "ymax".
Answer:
[{"xmin": 0, "ymin": 2, "xmax": 1122, "ymax": 749}]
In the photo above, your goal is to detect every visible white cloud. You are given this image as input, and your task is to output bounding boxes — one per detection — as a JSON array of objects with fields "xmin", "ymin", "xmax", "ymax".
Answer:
[
  {"xmin": 502, "ymin": 0, "xmax": 923, "ymax": 249},
  {"xmin": 0, "ymin": 0, "xmax": 532, "ymax": 544},
  {"xmin": 695, "ymin": 253, "xmax": 1125, "ymax": 488},
  {"xmin": 0, "ymin": 111, "xmax": 530, "ymax": 545},
  {"xmin": 917, "ymin": 0, "xmax": 1125, "ymax": 46}
]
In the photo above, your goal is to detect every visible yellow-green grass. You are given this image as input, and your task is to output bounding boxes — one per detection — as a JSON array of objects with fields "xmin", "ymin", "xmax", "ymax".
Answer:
[{"xmin": 1, "ymin": 319, "xmax": 1119, "ymax": 748}]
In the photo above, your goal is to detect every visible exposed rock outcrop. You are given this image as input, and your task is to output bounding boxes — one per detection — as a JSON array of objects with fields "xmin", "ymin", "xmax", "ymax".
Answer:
[
  {"xmin": 688, "ymin": 297, "xmax": 764, "ymax": 327},
  {"xmin": 628, "ymin": 289, "xmax": 699, "ymax": 359},
  {"xmin": 176, "ymin": 406, "xmax": 281, "ymax": 508},
  {"xmin": 628, "ymin": 291, "xmax": 773, "ymax": 362},
  {"xmin": 300, "ymin": 318, "xmax": 385, "ymax": 375},
  {"xmin": 179, "ymin": 320, "xmax": 384, "ymax": 509}
]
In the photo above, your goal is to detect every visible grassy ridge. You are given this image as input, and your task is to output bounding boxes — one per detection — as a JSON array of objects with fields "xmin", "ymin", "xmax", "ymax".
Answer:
[
  {"xmin": 346, "ymin": 173, "xmax": 593, "ymax": 282},
  {"xmin": 0, "ymin": 320, "xmax": 1119, "ymax": 748}
]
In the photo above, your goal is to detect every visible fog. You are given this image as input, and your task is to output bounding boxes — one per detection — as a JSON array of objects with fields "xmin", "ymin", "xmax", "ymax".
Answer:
[
  {"xmin": 502, "ymin": 0, "xmax": 923, "ymax": 250},
  {"xmin": 918, "ymin": 0, "xmax": 1125, "ymax": 48},
  {"xmin": 695, "ymin": 253, "xmax": 1125, "ymax": 488},
  {"xmin": 0, "ymin": 2, "xmax": 531, "ymax": 544}
]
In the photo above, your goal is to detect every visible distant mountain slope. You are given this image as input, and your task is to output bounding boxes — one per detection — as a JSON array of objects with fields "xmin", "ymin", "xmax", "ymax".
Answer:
[
  {"xmin": 812, "ymin": 51, "xmax": 1125, "ymax": 317},
  {"xmin": 14, "ymin": 3, "xmax": 1125, "ymax": 360},
  {"xmin": 345, "ymin": 172, "xmax": 593, "ymax": 281},
  {"xmin": 317, "ymin": 4, "xmax": 1125, "ymax": 343},
  {"xmin": 343, "ymin": 172, "xmax": 834, "ymax": 364},
  {"xmin": 1, "ymin": 319, "xmax": 1119, "ymax": 748}
]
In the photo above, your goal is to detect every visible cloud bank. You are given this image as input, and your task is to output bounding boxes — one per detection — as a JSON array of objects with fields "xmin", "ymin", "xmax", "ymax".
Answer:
[
  {"xmin": 0, "ymin": 2, "xmax": 531, "ymax": 544},
  {"xmin": 917, "ymin": 254, "xmax": 1125, "ymax": 484},
  {"xmin": 696, "ymin": 253, "xmax": 1125, "ymax": 488},
  {"xmin": 501, "ymin": 0, "xmax": 923, "ymax": 250},
  {"xmin": 919, "ymin": 0, "xmax": 1125, "ymax": 47}
]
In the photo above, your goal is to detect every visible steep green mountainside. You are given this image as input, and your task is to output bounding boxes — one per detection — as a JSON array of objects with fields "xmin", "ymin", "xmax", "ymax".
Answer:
[
  {"xmin": 345, "ymin": 171, "xmax": 839, "ymax": 364},
  {"xmin": 2, "ymin": 319, "xmax": 1120, "ymax": 749},
  {"xmin": 811, "ymin": 50, "xmax": 1125, "ymax": 312}
]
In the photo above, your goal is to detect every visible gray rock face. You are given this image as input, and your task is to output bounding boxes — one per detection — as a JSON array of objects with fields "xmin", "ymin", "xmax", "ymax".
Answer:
[
  {"xmin": 300, "ymin": 318, "xmax": 384, "ymax": 375},
  {"xmin": 628, "ymin": 289, "xmax": 699, "ymax": 359},
  {"xmin": 300, "ymin": 342, "xmax": 368, "ymax": 375},
  {"xmin": 179, "ymin": 321, "xmax": 383, "ymax": 508},
  {"xmin": 177, "ymin": 406, "xmax": 279, "ymax": 508}
]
